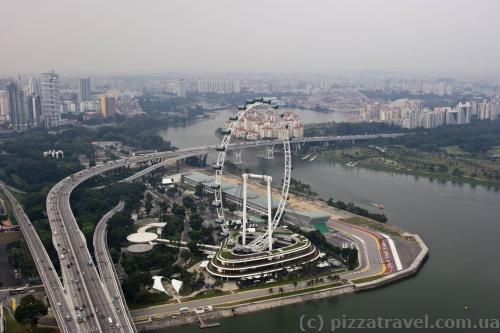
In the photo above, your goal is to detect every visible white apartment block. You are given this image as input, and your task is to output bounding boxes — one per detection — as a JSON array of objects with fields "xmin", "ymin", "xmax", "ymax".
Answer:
[{"xmin": 231, "ymin": 109, "xmax": 304, "ymax": 140}]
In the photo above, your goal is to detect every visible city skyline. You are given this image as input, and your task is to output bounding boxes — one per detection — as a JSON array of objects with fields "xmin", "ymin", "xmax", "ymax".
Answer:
[
  {"xmin": 1, "ymin": 2, "xmax": 499, "ymax": 333},
  {"xmin": 1, "ymin": 0, "xmax": 500, "ymax": 76}
]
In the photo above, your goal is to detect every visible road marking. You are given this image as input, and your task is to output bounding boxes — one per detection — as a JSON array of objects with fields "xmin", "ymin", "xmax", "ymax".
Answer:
[{"xmin": 379, "ymin": 233, "xmax": 403, "ymax": 271}]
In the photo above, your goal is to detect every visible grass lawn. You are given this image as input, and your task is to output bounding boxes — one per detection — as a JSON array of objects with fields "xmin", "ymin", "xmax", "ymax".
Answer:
[
  {"xmin": 239, "ymin": 270, "xmax": 345, "ymax": 292},
  {"xmin": 219, "ymin": 249, "xmax": 235, "ymax": 259},
  {"xmin": 127, "ymin": 294, "xmax": 174, "ymax": 310},
  {"xmin": 181, "ymin": 289, "xmax": 229, "ymax": 302},
  {"xmin": 351, "ymin": 274, "xmax": 384, "ymax": 284},
  {"xmin": 344, "ymin": 216, "xmax": 401, "ymax": 237},
  {"xmin": 319, "ymin": 146, "xmax": 500, "ymax": 187},
  {"xmin": 489, "ymin": 146, "xmax": 500, "ymax": 155},
  {"xmin": 0, "ymin": 231, "xmax": 22, "ymax": 244},
  {"xmin": 3, "ymin": 307, "xmax": 55, "ymax": 333},
  {"xmin": 217, "ymin": 282, "xmax": 344, "ymax": 307},
  {"xmin": 441, "ymin": 145, "xmax": 467, "ymax": 156}
]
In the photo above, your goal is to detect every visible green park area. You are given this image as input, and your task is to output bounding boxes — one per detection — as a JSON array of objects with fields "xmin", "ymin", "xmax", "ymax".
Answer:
[
  {"xmin": 307, "ymin": 119, "xmax": 500, "ymax": 188},
  {"xmin": 319, "ymin": 145, "xmax": 500, "ymax": 187}
]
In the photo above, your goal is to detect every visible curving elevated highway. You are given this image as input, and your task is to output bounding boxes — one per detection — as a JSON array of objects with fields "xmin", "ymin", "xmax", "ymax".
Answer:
[
  {"xmin": 94, "ymin": 201, "xmax": 137, "ymax": 333},
  {"xmin": 0, "ymin": 182, "xmax": 78, "ymax": 333},
  {"xmin": 42, "ymin": 132, "xmax": 404, "ymax": 332},
  {"xmin": 122, "ymin": 133, "xmax": 405, "ymax": 182}
]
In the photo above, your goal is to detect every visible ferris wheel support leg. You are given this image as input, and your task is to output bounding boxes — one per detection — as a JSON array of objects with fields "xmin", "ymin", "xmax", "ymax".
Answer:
[
  {"xmin": 242, "ymin": 174, "xmax": 248, "ymax": 246},
  {"xmin": 267, "ymin": 176, "xmax": 273, "ymax": 251}
]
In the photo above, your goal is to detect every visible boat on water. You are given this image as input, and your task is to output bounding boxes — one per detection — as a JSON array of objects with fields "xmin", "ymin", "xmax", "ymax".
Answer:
[
  {"xmin": 372, "ymin": 203, "xmax": 385, "ymax": 209},
  {"xmin": 301, "ymin": 153, "xmax": 312, "ymax": 160},
  {"xmin": 345, "ymin": 162, "xmax": 359, "ymax": 167},
  {"xmin": 309, "ymin": 155, "xmax": 317, "ymax": 162}
]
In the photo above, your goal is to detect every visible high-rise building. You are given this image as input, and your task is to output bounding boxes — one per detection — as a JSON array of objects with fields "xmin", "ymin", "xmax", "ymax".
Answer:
[
  {"xmin": 25, "ymin": 94, "xmax": 42, "ymax": 127},
  {"xmin": 0, "ymin": 79, "xmax": 10, "ymax": 91},
  {"xmin": 0, "ymin": 91, "xmax": 8, "ymax": 123},
  {"xmin": 456, "ymin": 102, "xmax": 471, "ymax": 124},
  {"xmin": 479, "ymin": 96, "xmax": 500, "ymax": 120},
  {"xmin": 79, "ymin": 78, "xmax": 91, "ymax": 102},
  {"xmin": 197, "ymin": 79, "xmax": 241, "ymax": 94},
  {"xmin": 176, "ymin": 79, "xmax": 186, "ymax": 98},
  {"xmin": 100, "ymin": 95, "xmax": 117, "ymax": 118},
  {"xmin": 28, "ymin": 77, "xmax": 41, "ymax": 95},
  {"xmin": 41, "ymin": 70, "xmax": 61, "ymax": 127},
  {"xmin": 6, "ymin": 82, "xmax": 27, "ymax": 130}
]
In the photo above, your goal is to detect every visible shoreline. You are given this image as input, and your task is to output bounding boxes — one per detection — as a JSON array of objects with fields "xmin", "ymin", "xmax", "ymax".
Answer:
[
  {"xmin": 317, "ymin": 152, "xmax": 500, "ymax": 189},
  {"xmin": 132, "ymin": 231, "xmax": 428, "ymax": 331}
]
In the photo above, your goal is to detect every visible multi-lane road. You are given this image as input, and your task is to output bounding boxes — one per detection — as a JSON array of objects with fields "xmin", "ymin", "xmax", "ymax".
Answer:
[
  {"xmin": 2, "ymin": 132, "xmax": 405, "ymax": 332},
  {"xmin": 47, "ymin": 175, "xmax": 133, "ymax": 332},
  {"xmin": 0, "ymin": 182, "xmax": 78, "ymax": 333},
  {"xmin": 93, "ymin": 201, "xmax": 137, "ymax": 333}
]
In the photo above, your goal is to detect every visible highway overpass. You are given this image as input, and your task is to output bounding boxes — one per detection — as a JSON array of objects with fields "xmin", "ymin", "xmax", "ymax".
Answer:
[
  {"xmin": 41, "ymin": 132, "xmax": 403, "ymax": 332},
  {"xmin": 0, "ymin": 182, "xmax": 78, "ymax": 333}
]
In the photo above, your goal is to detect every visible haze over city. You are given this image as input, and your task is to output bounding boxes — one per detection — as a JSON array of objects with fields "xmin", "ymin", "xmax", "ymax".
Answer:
[
  {"xmin": 2, "ymin": 0, "xmax": 500, "ymax": 76},
  {"xmin": 1, "ymin": 1, "xmax": 500, "ymax": 333}
]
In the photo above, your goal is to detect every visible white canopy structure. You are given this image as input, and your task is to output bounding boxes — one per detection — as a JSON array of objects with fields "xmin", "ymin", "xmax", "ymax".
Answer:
[
  {"xmin": 171, "ymin": 279, "xmax": 183, "ymax": 294},
  {"xmin": 152, "ymin": 276, "xmax": 167, "ymax": 293}
]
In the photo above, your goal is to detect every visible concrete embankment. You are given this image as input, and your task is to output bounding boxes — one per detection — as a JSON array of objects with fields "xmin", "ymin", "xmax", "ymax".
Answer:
[
  {"xmin": 134, "ymin": 233, "xmax": 428, "ymax": 332},
  {"xmin": 135, "ymin": 284, "xmax": 355, "ymax": 331}
]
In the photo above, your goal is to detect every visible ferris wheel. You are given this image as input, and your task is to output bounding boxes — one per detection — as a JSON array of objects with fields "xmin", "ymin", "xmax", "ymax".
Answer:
[{"xmin": 211, "ymin": 98, "xmax": 292, "ymax": 252}]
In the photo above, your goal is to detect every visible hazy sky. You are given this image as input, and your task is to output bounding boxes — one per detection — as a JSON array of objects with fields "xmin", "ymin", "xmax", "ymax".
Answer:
[{"xmin": 1, "ymin": 0, "xmax": 500, "ymax": 76}]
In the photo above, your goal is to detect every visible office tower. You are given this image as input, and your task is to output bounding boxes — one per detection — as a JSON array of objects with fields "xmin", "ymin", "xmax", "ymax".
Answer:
[
  {"xmin": 28, "ymin": 77, "xmax": 41, "ymax": 95},
  {"xmin": 6, "ymin": 82, "xmax": 27, "ymax": 130},
  {"xmin": 41, "ymin": 70, "xmax": 61, "ymax": 127},
  {"xmin": 79, "ymin": 78, "xmax": 91, "ymax": 102},
  {"xmin": 0, "ymin": 91, "xmax": 8, "ymax": 123},
  {"xmin": 25, "ymin": 94, "xmax": 42, "ymax": 127},
  {"xmin": 198, "ymin": 79, "xmax": 240, "ymax": 94},
  {"xmin": 176, "ymin": 79, "xmax": 186, "ymax": 97},
  {"xmin": 100, "ymin": 95, "xmax": 117, "ymax": 118},
  {"xmin": 0, "ymin": 79, "xmax": 9, "ymax": 91}
]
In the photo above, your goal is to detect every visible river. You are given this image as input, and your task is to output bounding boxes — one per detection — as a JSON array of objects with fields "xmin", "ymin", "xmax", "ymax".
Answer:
[{"xmin": 156, "ymin": 109, "xmax": 500, "ymax": 332}]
